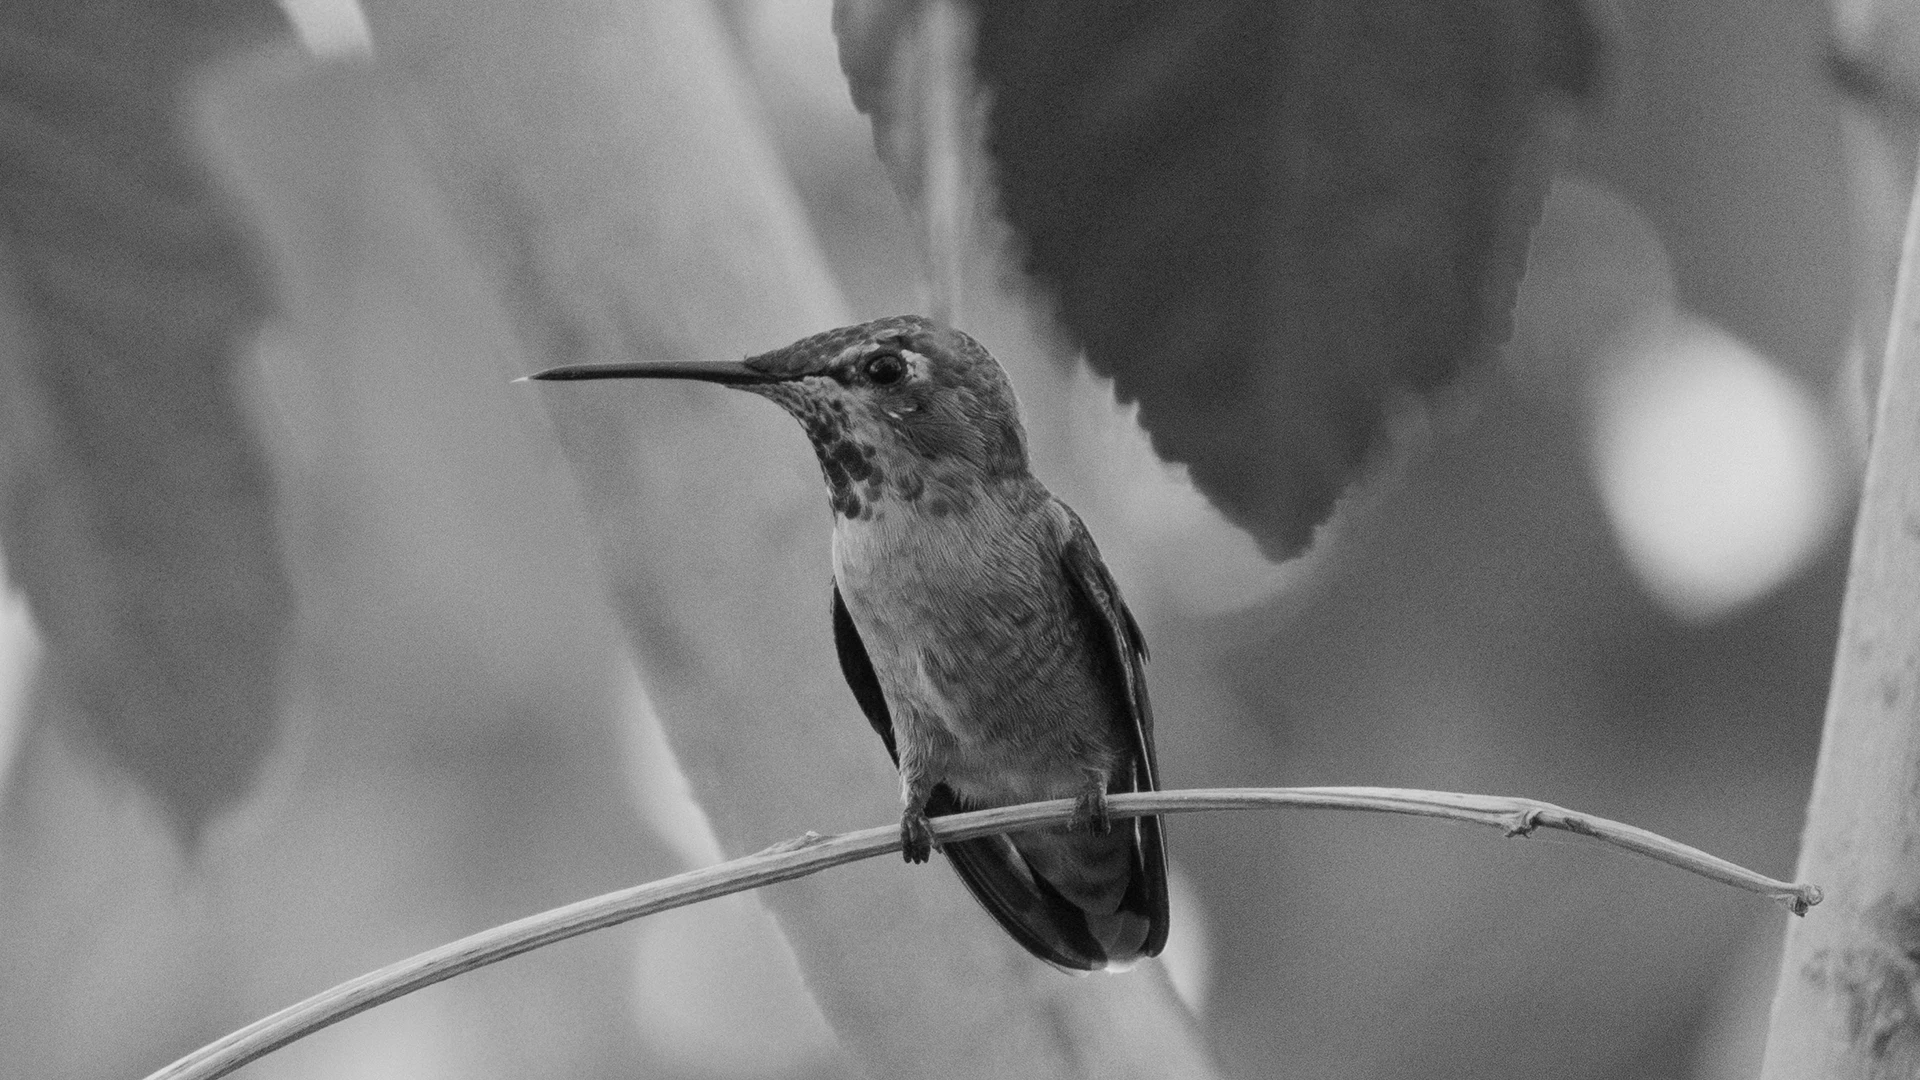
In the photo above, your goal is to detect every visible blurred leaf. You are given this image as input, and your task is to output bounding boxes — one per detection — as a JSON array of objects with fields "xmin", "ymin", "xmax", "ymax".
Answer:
[
  {"xmin": 838, "ymin": 0, "xmax": 1597, "ymax": 557},
  {"xmin": 0, "ymin": 0, "xmax": 291, "ymax": 841}
]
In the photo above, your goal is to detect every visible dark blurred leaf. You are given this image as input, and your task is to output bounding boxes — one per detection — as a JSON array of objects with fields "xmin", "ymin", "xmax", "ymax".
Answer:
[
  {"xmin": 0, "ymin": 0, "xmax": 290, "ymax": 842},
  {"xmin": 838, "ymin": 0, "xmax": 1597, "ymax": 557}
]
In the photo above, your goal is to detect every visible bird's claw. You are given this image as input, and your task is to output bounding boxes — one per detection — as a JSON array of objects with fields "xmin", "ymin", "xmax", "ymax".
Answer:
[
  {"xmin": 1073, "ymin": 790, "xmax": 1112, "ymax": 835},
  {"xmin": 901, "ymin": 809, "xmax": 934, "ymax": 863}
]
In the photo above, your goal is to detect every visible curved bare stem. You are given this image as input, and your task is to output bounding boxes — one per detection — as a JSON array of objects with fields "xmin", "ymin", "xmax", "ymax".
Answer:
[{"xmin": 144, "ymin": 785, "xmax": 1820, "ymax": 1080}]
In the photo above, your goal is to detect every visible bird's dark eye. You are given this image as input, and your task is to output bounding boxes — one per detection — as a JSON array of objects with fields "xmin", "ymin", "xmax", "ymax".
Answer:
[{"xmin": 865, "ymin": 351, "xmax": 907, "ymax": 386}]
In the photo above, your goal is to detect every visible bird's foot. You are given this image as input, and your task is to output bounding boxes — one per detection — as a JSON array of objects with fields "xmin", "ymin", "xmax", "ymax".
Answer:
[
  {"xmin": 901, "ymin": 808, "xmax": 935, "ymax": 863},
  {"xmin": 1072, "ymin": 789, "xmax": 1112, "ymax": 835}
]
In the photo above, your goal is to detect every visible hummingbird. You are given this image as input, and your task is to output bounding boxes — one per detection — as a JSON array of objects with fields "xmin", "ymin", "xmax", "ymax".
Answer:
[{"xmin": 527, "ymin": 315, "xmax": 1168, "ymax": 971}]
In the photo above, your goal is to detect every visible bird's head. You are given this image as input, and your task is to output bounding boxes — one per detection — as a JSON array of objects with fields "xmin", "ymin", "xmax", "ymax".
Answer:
[{"xmin": 527, "ymin": 316, "xmax": 1031, "ymax": 520}]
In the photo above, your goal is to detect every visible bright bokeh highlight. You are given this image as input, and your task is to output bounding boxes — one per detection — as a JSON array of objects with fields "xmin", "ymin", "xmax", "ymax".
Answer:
[{"xmin": 1590, "ymin": 314, "xmax": 1839, "ymax": 621}]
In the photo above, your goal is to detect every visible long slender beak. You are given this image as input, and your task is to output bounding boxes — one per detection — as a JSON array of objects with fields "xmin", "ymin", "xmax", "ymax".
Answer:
[{"xmin": 519, "ymin": 360, "xmax": 790, "ymax": 386}]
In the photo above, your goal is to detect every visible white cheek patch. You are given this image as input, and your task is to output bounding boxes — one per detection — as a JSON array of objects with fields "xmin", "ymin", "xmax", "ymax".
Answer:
[{"xmin": 894, "ymin": 350, "xmax": 932, "ymax": 418}]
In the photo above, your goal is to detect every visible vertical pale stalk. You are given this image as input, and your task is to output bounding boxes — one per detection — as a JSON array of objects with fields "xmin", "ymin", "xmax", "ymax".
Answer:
[{"xmin": 1758, "ymin": 146, "xmax": 1920, "ymax": 1076}]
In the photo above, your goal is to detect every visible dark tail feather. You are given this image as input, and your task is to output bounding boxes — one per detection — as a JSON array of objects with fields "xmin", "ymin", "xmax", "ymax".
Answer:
[{"xmin": 930, "ymin": 787, "xmax": 1167, "ymax": 971}]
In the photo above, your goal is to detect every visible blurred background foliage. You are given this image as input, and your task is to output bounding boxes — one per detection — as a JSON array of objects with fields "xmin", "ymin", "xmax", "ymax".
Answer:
[{"xmin": 0, "ymin": 0, "xmax": 1874, "ymax": 1077}]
